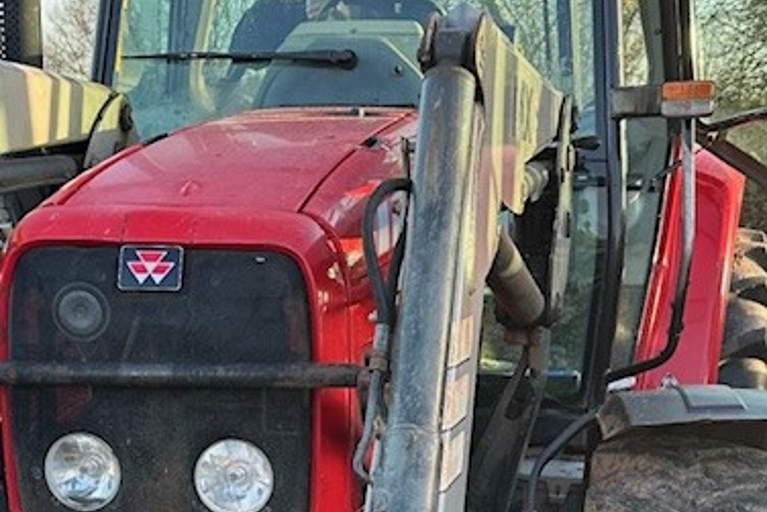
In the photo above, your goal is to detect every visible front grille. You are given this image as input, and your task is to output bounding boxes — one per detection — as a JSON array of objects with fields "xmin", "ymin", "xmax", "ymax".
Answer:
[{"xmin": 9, "ymin": 247, "xmax": 312, "ymax": 511}]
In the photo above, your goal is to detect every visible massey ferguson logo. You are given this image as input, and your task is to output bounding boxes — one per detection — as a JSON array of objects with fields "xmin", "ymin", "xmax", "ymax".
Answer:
[{"xmin": 118, "ymin": 246, "xmax": 184, "ymax": 291}]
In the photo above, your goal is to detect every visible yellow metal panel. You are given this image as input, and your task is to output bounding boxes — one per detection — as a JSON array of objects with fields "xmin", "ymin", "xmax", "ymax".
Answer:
[{"xmin": 0, "ymin": 60, "xmax": 120, "ymax": 154}]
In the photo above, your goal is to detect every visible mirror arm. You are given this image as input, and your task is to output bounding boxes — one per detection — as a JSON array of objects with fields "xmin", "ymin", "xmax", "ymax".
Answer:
[
  {"xmin": 699, "ymin": 106, "xmax": 767, "ymax": 133},
  {"xmin": 696, "ymin": 128, "xmax": 767, "ymax": 189}
]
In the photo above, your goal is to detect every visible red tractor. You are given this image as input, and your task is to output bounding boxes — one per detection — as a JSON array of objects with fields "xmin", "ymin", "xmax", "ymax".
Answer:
[{"xmin": 0, "ymin": 1, "xmax": 766, "ymax": 511}]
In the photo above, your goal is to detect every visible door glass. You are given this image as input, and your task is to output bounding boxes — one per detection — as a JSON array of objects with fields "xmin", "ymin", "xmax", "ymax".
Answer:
[{"xmin": 610, "ymin": 0, "xmax": 669, "ymax": 370}]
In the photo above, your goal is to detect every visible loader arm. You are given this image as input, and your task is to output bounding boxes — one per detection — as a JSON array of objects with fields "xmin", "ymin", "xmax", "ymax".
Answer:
[{"xmin": 369, "ymin": 7, "xmax": 570, "ymax": 512}]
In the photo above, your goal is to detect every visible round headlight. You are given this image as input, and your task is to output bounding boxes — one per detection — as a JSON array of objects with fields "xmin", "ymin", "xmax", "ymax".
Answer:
[
  {"xmin": 53, "ymin": 284, "xmax": 110, "ymax": 342},
  {"xmin": 44, "ymin": 432, "xmax": 121, "ymax": 511},
  {"xmin": 194, "ymin": 439, "xmax": 274, "ymax": 512}
]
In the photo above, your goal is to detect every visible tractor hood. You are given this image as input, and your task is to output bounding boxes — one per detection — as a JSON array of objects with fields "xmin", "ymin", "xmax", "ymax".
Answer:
[{"xmin": 59, "ymin": 108, "xmax": 411, "ymax": 212}]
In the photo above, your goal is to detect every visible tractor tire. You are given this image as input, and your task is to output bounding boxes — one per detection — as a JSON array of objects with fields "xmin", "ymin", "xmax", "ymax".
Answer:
[
  {"xmin": 719, "ymin": 229, "xmax": 767, "ymax": 387},
  {"xmin": 721, "ymin": 296, "xmax": 767, "ymax": 360},
  {"xmin": 730, "ymin": 228, "xmax": 767, "ymax": 306},
  {"xmin": 585, "ymin": 432, "xmax": 767, "ymax": 512},
  {"xmin": 719, "ymin": 357, "xmax": 767, "ymax": 388}
]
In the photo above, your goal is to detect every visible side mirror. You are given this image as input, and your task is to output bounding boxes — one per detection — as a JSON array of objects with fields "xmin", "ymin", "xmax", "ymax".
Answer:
[{"xmin": 697, "ymin": 107, "xmax": 767, "ymax": 188}]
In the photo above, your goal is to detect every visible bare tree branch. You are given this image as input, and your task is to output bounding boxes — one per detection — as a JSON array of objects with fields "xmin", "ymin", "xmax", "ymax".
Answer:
[{"xmin": 43, "ymin": 0, "xmax": 99, "ymax": 79}]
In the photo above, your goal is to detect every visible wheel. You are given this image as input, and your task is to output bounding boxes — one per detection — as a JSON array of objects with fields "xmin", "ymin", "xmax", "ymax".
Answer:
[
  {"xmin": 730, "ymin": 228, "xmax": 767, "ymax": 306},
  {"xmin": 719, "ymin": 357, "xmax": 767, "ymax": 389},
  {"xmin": 719, "ymin": 229, "xmax": 767, "ymax": 387},
  {"xmin": 585, "ymin": 432, "xmax": 767, "ymax": 512},
  {"xmin": 722, "ymin": 296, "xmax": 767, "ymax": 359}
]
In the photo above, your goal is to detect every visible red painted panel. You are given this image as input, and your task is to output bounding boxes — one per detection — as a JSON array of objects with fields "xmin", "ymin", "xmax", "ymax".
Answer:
[
  {"xmin": 303, "ymin": 111, "xmax": 417, "ymax": 368},
  {"xmin": 61, "ymin": 108, "xmax": 411, "ymax": 212},
  {"xmin": 635, "ymin": 151, "xmax": 745, "ymax": 389}
]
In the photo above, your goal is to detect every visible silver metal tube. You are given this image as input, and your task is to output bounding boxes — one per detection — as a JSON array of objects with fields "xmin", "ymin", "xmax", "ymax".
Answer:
[
  {"xmin": 678, "ymin": 119, "xmax": 695, "ymax": 309},
  {"xmin": 370, "ymin": 64, "xmax": 477, "ymax": 512}
]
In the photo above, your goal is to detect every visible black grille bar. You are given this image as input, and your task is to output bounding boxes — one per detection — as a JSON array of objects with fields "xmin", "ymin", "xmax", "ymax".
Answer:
[{"xmin": 0, "ymin": 361, "xmax": 361, "ymax": 388}]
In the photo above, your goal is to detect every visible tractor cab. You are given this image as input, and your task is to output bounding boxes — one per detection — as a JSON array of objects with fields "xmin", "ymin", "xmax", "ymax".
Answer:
[
  {"xmin": 102, "ymin": 0, "xmax": 428, "ymax": 138},
  {"xmin": 95, "ymin": 0, "xmax": 593, "ymax": 141}
]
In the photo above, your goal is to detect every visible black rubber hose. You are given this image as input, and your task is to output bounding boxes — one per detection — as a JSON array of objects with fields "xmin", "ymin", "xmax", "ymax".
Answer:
[
  {"xmin": 521, "ymin": 410, "xmax": 598, "ymax": 512},
  {"xmin": 353, "ymin": 177, "xmax": 412, "ymax": 483},
  {"xmin": 362, "ymin": 177, "xmax": 412, "ymax": 327},
  {"xmin": 385, "ymin": 230, "xmax": 407, "ymax": 325},
  {"xmin": 86, "ymin": 91, "xmax": 121, "ymax": 144}
]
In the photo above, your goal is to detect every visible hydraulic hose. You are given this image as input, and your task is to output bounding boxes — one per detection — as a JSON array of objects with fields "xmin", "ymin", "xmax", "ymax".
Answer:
[
  {"xmin": 353, "ymin": 177, "xmax": 412, "ymax": 483},
  {"xmin": 361, "ymin": 178, "xmax": 412, "ymax": 326},
  {"xmin": 353, "ymin": 324, "xmax": 389, "ymax": 483},
  {"xmin": 521, "ymin": 410, "xmax": 598, "ymax": 512}
]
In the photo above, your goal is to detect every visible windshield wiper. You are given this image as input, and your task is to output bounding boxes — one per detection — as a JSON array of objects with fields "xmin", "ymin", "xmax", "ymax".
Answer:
[{"xmin": 122, "ymin": 50, "xmax": 358, "ymax": 70}]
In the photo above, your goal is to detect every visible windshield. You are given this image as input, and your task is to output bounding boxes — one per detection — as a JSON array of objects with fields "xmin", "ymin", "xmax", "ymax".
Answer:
[{"xmin": 111, "ymin": 0, "xmax": 595, "ymax": 139}]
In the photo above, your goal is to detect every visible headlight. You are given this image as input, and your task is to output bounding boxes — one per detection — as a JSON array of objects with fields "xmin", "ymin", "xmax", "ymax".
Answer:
[
  {"xmin": 53, "ymin": 283, "xmax": 110, "ymax": 342},
  {"xmin": 44, "ymin": 432, "xmax": 121, "ymax": 511},
  {"xmin": 194, "ymin": 439, "xmax": 274, "ymax": 512}
]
